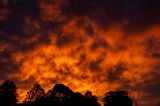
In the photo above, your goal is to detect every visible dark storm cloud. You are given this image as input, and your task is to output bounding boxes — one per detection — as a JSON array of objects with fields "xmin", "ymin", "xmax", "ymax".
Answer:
[
  {"xmin": 0, "ymin": 0, "xmax": 40, "ymax": 34},
  {"xmin": 62, "ymin": 0, "xmax": 160, "ymax": 33},
  {"xmin": 85, "ymin": 26, "xmax": 94, "ymax": 37},
  {"xmin": 143, "ymin": 35, "xmax": 160, "ymax": 59},
  {"xmin": 62, "ymin": 0, "xmax": 121, "ymax": 28},
  {"xmin": 90, "ymin": 38, "xmax": 109, "ymax": 51},
  {"xmin": 0, "ymin": 0, "xmax": 51, "ymax": 77},
  {"xmin": 145, "ymin": 36, "xmax": 160, "ymax": 51},
  {"xmin": 151, "ymin": 53, "xmax": 160, "ymax": 58},
  {"xmin": 1, "ymin": 0, "xmax": 160, "ymax": 52},
  {"xmin": 0, "ymin": 50, "xmax": 19, "ymax": 80},
  {"xmin": 1, "ymin": 0, "xmax": 159, "ymax": 54},
  {"xmin": 0, "ymin": 0, "xmax": 41, "ymax": 50},
  {"xmin": 56, "ymin": 34, "xmax": 76, "ymax": 47},
  {"xmin": 107, "ymin": 63, "xmax": 127, "ymax": 82},
  {"xmin": 89, "ymin": 58, "xmax": 104, "ymax": 71},
  {"xmin": 139, "ymin": 64, "xmax": 160, "ymax": 106},
  {"xmin": 0, "ymin": 0, "xmax": 60, "ymax": 52},
  {"xmin": 89, "ymin": 61, "xmax": 101, "ymax": 71},
  {"xmin": 76, "ymin": 53, "xmax": 87, "ymax": 68}
]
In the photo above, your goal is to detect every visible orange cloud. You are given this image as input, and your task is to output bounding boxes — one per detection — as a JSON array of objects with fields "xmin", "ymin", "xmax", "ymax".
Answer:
[{"xmin": 0, "ymin": 1, "xmax": 160, "ymax": 106}]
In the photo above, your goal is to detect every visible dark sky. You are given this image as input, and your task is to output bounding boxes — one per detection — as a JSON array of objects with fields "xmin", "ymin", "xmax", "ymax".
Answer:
[{"xmin": 0, "ymin": 0, "xmax": 160, "ymax": 106}]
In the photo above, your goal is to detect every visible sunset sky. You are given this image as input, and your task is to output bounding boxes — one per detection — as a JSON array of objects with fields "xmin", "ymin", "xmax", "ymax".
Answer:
[{"xmin": 0, "ymin": 0, "xmax": 160, "ymax": 106}]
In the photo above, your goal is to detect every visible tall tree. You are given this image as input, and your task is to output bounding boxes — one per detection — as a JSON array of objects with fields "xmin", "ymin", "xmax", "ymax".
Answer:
[
  {"xmin": 103, "ymin": 91, "xmax": 133, "ymax": 106},
  {"xmin": 0, "ymin": 80, "xmax": 18, "ymax": 106},
  {"xmin": 24, "ymin": 83, "xmax": 46, "ymax": 104}
]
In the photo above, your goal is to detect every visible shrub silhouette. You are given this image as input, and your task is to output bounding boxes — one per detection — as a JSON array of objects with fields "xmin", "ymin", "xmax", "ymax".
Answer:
[{"xmin": 103, "ymin": 91, "xmax": 133, "ymax": 106}]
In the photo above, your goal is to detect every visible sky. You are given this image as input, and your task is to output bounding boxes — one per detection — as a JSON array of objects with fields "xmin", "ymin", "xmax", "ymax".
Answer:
[{"xmin": 0, "ymin": 0, "xmax": 160, "ymax": 106}]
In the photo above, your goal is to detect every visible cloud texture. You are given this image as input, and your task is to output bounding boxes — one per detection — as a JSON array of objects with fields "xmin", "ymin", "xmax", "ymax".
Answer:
[{"xmin": 0, "ymin": 0, "xmax": 160, "ymax": 105}]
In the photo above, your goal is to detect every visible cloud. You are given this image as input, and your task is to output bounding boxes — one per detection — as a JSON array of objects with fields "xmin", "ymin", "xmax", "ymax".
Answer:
[
  {"xmin": 0, "ymin": 0, "xmax": 160, "ymax": 106},
  {"xmin": 62, "ymin": 0, "xmax": 160, "ymax": 33}
]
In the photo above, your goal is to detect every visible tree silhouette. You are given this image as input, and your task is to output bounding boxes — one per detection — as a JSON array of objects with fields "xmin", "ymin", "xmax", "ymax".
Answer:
[
  {"xmin": 103, "ymin": 91, "xmax": 133, "ymax": 106},
  {"xmin": 85, "ymin": 91, "xmax": 100, "ymax": 106},
  {"xmin": 85, "ymin": 91, "xmax": 93, "ymax": 98},
  {"xmin": 0, "ymin": 81, "xmax": 137, "ymax": 106},
  {"xmin": 0, "ymin": 80, "xmax": 18, "ymax": 106},
  {"xmin": 49, "ymin": 84, "xmax": 74, "ymax": 95},
  {"xmin": 47, "ymin": 84, "xmax": 74, "ymax": 106},
  {"xmin": 71, "ymin": 92, "xmax": 88, "ymax": 106},
  {"xmin": 68, "ymin": 91, "xmax": 100, "ymax": 106},
  {"xmin": 24, "ymin": 83, "xmax": 46, "ymax": 105}
]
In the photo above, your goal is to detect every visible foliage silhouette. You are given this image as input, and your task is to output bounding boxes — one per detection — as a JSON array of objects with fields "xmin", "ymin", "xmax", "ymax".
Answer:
[
  {"xmin": 103, "ymin": 91, "xmax": 133, "ymax": 106},
  {"xmin": 47, "ymin": 84, "xmax": 74, "ymax": 106},
  {"xmin": 85, "ymin": 91, "xmax": 100, "ymax": 106},
  {"xmin": 24, "ymin": 83, "xmax": 46, "ymax": 105},
  {"xmin": 0, "ymin": 80, "xmax": 18, "ymax": 106},
  {"xmin": 0, "ymin": 80, "xmax": 134, "ymax": 106}
]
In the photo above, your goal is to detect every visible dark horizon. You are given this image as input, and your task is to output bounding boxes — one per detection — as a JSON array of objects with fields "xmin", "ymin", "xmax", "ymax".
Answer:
[{"xmin": 0, "ymin": 80, "xmax": 136, "ymax": 106}]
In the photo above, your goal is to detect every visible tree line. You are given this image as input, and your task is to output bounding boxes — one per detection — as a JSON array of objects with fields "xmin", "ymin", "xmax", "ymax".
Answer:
[{"xmin": 0, "ymin": 80, "xmax": 157, "ymax": 106}]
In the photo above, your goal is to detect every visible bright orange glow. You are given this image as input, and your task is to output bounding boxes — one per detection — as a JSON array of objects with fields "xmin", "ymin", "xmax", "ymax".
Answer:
[
  {"xmin": 1, "ymin": 1, "xmax": 160, "ymax": 106},
  {"xmin": 11, "ymin": 21, "xmax": 160, "ymax": 103}
]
